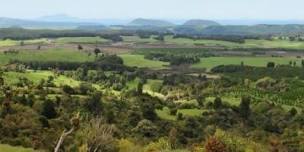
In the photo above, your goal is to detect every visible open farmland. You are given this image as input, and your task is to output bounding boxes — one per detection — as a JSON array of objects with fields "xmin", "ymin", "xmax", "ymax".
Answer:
[
  {"xmin": 0, "ymin": 48, "xmax": 94, "ymax": 65},
  {"xmin": 0, "ymin": 39, "xmax": 49, "ymax": 47},
  {"xmin": 192, "ymin": 56, "xmax": 303, "ymax": 69},
  {"xmin": 119, "ymin": 54, "xmax": 169, "ymax": 69},
  {"xmin": 55, "ymin": 36, "xmax": 109, "ymax": 44}
]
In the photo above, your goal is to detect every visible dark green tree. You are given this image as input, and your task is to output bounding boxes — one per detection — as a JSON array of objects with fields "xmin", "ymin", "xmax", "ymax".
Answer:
[
  {"xmin": 77, "ymin": 44, "xmax": 83, "ymax": 50},
  {"xmin": 94, "ymin": 48, "xmax": 101, "ymax": 57},
  {"xmin": 41, "ymin": 100, "xmax": 57, "ymax": 119},
  {"xmin": 267, "ymin": 62, "xmax": 275, "ymax": 68},
  {"xmin": 137, "ymin": 82, "xmax": 144, "ymax": 94},
  {"xmin": 239, "ymin": 96, "xmax": 251, "ymax": 119},
  {"xmin": 214, "ymin": 97, "xmax": 222, "ymax": 109},
  {"xmin": 289, "ymin": 107, "xmax": 297, "ymax": 117},
  {"xmin": 86, "ymin": 91, "xmax": 103, "ymax": 116}
]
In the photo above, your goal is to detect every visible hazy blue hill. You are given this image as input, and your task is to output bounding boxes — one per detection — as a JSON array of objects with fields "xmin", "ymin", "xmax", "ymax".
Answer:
[
  {"xmin": 200, "ymin": 24, "xmax": 304, "ymax": 35},
  {"xmin": 0, "ymin": 17, "xmax": 101, "ymax": 29},
  {"xmin": 174, "ymin": 24, "xmax": 304, "ymax": 36},
  {"xmin": 129, "ymin": 18, "xmax": 175, "ymax": 27},
  {"xmin": 183, "ymin": 19, "xmax": 220, "ymax": 27}
]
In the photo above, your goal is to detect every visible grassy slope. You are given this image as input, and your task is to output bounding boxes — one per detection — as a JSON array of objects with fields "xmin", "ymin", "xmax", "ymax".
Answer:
[
  {"xmin": 119, "ymin": 54, "xmax": 169, "ymax": 69},
  {"xmin": 192, "ymin": 56, "xmax": 303, "ymax": 69},
  {"xmin": 3, "ymin": 71, "xmax": 80, "ymax": 87},
  {"xmin": 0, "ymin": 48, "xmax": 94, "ymax": 65}
]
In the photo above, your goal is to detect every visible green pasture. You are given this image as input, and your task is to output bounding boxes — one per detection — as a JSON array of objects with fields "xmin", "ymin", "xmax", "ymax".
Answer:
[
  {"xmin": 245, "ymin": 39, "xmax": 304, "ymax": 49},
  {"xmin": 122, "ymin": 35, "xmax": 304, "ymax": 49},
  {"xmin": 166, "ymin": 36, "xmax": 304, "ymax": 49},
  {"xmin": 55, "ymin": 36, "xmax": 109, "ymax": 44},
  {"xmin": 0, "ymin": 144, "xmax": 35, "ymax": 152},
  {"xmin": 3, "ymin": 71, "xmax": 80, "ymax": 87},
  {"xmin": 122, "ymin": 36, "xmax": 159, "ymax": 44},
  {"xmin": 0, "ymin": 39, "xmax": 49, "ymax": 47},
  {"xmin": 2, "ymin": 35, "xmax": 304, "ymax": 50},
  {"xmin": 165, "ymin": 36, "xmax": 243, "ymax": 47},
  {"xmin": 126, "ymin": 78, "xmax": 140, "ymax": 90},
  {"xmin": 119, "ymin": 54, "xmax": 169, "ymax": 69},
  {"xmin": 0, "ymin": 48, "xmax": 94, "ymax": 65},
  {"xmin": 143, "ymin": 79, "xmax": 163, "ymax": 92},
  {"xmin": 192, "ymin": 56, "xmax": 303, "ymax": 70}
]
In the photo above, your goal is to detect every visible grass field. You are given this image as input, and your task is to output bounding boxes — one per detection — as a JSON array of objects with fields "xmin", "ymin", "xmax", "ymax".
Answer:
[
  {"xmin": 122, "ymin": 36, "xmax": 159, "ymax": 44},
  {"xmin": 192, "ymin": 56, "xmax": 303, "ymax": 69},
  {"xmin": 3, "ymin": 71, "xmax": 81, "ymax": 87},
  {"xmin": 2, "ymin": 36, "xmax": 304, "ymax": 50},
  {"xmin": 55, "ymin": 37, "xmax": 109, "ymax": 44},
  {"xmin": 166, "ymin": 36, "xmax": 304, "ymax": 49},
  {"xmin": 143, "ymin": 79, "xmax": 163, "ymax": 92},
  {"xmin": 0, "ymin": 37, "xmax": 108, "ymax": 46},
  {"xmin": 0, "ymin": 39, "xmax": 49, "ymax": 47},
  {"xmin": 165, "ymin": 36, "xmax": 243, "ymax": 47},
  {"xmin": 119, "ymin": 54, "xmax": 169, "ymax": 69},
  {"xmin": 122, "ymin": 35, "xmax": 304, "ymax": 49},
  {"xmin": 244, "ymin": 39, "xmax": 304, "ymax": 49},
  {"xmin": 0, "ymin": 48, "xmax": 94, "ymax": 65},
  {"xmin": 126, "ymin": 78, "xmax": 140, "ymax": 90},
  {"xmin": 206, "ymin": 96, "xmax": 241, "ymax": 106},
  {"xmin": 0, "ymin": 144, "xmax": 35, "ymax": 152}
]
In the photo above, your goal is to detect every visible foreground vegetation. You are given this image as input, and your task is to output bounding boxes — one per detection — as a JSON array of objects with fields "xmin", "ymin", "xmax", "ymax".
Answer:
[{"xmin": 1, "ymin": 31, "xmax": 304, "ymax": 152}]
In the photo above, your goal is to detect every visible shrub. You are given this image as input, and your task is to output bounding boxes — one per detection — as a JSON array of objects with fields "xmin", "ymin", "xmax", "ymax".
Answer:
[
  {"xmin": 62, "ymin": 85, "xmax": 75, "ymax": 94},
  {"xmin": 204, "ymin": 136, "xmax": 227, "ymax": 152}
]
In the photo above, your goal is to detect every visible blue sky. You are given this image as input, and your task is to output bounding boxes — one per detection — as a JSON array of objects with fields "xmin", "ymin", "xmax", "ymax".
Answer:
[{"xmin": 0, "ymin": 0, "xmax": 303, "ymax": 20}]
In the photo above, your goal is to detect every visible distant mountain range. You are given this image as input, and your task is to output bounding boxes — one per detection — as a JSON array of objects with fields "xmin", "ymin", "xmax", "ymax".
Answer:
[
  {"xmin": 128, "ymin": 18, "xmax": 221, "ymax": 27},
  {"xmin": 0, "ymin": 17, "xmax": 100, "ymax": 29},
  {"xmin": 0, "ymin": 16, "xmax": 221, "ymax": 29},
  {"xmin": 1, "ymin": 15, "xmax": 304, "ymax": 36}
]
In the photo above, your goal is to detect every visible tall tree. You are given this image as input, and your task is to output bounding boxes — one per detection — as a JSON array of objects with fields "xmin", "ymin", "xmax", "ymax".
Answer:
[
  {"xmin": 94, "ymin": 48, "xmax": 101, "ymax": 57},
  {"xmin": 41, "ymin": 100, "xmax": 57, "ymax": 119},
  {"xmin": 239, "ymin": 96, "xmax": 251, "ymax": 119},
  {"xmin": 214, "ymin": 97, "xmax": 222, "ymax": 109},
  {"xmin": 77, "ymin": 44, "xmax": 83, "ymax": 50},
  {"xmin": 86, "ymin": 91, "xmax": 103, "ymax": 116}
]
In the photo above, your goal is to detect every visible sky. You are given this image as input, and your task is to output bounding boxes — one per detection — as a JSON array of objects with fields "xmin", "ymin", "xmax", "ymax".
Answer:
[{"xmin": 0, "ymin": 0, "xmax": 303, "ymax": 20}]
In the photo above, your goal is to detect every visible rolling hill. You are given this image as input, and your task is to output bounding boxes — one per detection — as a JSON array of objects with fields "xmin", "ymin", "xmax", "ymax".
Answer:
[
  {"xmin": 0, "ymin": 17, "xmax": 101, "ymax": 29},
  {"xmin": 183, "ymin": 19, "xmax": 220, "ymax": 27},
  {"xmin": 129, "ymin": 18, "xmax": 175, "ymax": 27}
]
